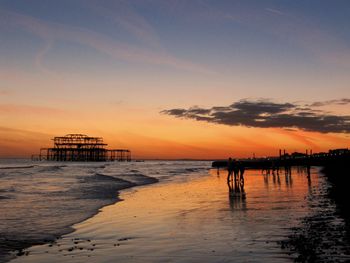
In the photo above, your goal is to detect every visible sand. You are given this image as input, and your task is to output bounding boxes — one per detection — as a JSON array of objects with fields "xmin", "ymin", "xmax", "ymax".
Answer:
[{"xmin": 9, "ymin": 167, "xmax": 337, "ymax": 263}]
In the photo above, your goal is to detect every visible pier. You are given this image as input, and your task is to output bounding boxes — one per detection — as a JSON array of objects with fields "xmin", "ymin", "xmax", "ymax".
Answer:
[
  {"xmin": 32, "ymin": 134, "xmax": 131, "ymax": 162},
  {"xmin": 212, "ymin": 148, "xmax": 350, "ymax": 171},
  {"xmin": 213, "ymin": 148, "xmax": 350, "ymax": 194}
]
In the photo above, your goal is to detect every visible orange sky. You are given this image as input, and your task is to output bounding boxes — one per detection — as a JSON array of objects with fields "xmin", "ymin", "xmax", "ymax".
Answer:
[
  {"xmin": 1, "ymin": 108, "xmax": 349, "ymax": 159},
  {"xmin": 1, "ymin": 1, "xmax": 349, "ymax": 159}
]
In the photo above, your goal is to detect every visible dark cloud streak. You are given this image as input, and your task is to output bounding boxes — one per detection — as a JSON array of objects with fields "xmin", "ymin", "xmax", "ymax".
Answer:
[
  {"xmin": 309, "ymin": 99, "xmax": 350, "ymax": 107},
  {"xmin": 161, "ymin": 99, "xmax": 350, "ymax": 134}
]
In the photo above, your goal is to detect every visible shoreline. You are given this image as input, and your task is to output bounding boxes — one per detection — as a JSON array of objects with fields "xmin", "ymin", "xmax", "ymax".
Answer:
[
  {"xmin": 280, "ymin": 166, "xmax": 350, "ymax": 262},
  {"xmin": 9, "ymin": 167, "xmax": 320, "ymax": 263},
  {"xmin": 0, "ymin": 171, "xmax": 159, "ymax": 263},
  {"xmin": 4, "ymin": 162, "xmax": 350, "ymax": 262}
]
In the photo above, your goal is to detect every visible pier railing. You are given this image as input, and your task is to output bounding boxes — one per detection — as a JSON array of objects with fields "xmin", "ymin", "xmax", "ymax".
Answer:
[{"xmin": 212, "ymin": 149, "xmax": 350, "ymax": 170}]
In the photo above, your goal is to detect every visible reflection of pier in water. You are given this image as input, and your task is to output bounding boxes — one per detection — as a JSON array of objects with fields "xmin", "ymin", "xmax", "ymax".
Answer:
[
  {"xmin": 213, "ymin": 148, "xmax": 350, "ymax": 192},
  {"xmin": 212, "ymin": 148, "xmax": 350, "ymax": 204},
  {"xmin": 227, "ymin": 165, "xmax": 313, "ymax": 213}
]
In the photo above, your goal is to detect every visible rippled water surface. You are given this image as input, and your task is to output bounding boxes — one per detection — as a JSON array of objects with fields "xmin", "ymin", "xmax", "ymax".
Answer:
[
  {"xmin": 3, "ymin": 160, "xmax": 348, "ymax": 262},
  {"xmin": 0, "ymin": 159, "xmax": 207, "ymax": 262}
]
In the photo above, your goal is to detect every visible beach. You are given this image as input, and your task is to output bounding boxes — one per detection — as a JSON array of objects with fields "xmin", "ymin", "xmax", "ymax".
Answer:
[
  {"xmin": 2, "ymin": 1, "xmax": 350, "ymax": 261},
  {"xmin": 0, "ymin": 160, "xmax": 206, "ymax": 262},
  {"xmin": 2, "ymin": 160, "xmax": 349, "ymax": 262}
]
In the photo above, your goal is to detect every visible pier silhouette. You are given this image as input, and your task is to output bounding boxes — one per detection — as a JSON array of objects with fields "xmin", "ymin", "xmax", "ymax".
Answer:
[
  {"xmin": 213, "ymin": 148, "xmax": 350, "ymax": 172},
  {"xmin": 213, "ymin": 148, "xmax": 350, "ymax": 193},
  {"xmin": 32, "ymin": 134, "xmax": 131, "ymax": 162}
]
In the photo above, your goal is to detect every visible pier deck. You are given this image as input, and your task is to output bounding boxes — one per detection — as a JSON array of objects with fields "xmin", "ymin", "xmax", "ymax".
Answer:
[{"xmin": 212, "ymin": 149, "xmax": 350, "ymax": 172}]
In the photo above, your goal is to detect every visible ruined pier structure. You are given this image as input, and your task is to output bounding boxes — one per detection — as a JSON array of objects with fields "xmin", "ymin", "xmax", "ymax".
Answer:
[{"xmin": 33, "ymin": 134, "xmax": 131, "ymax": 162}]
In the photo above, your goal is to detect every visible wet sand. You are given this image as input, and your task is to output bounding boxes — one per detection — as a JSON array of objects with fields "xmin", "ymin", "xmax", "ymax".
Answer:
[
  {"xmin": 281, "ymin": 166, "xmax": 350, "ymax": 262},
  {"xmin": 0, "ymin": 161, "xmax": 158, "ymax": 262},
  {"xmin": 9, "ymin": 167, "xmax": 337, "ymax": 263}
]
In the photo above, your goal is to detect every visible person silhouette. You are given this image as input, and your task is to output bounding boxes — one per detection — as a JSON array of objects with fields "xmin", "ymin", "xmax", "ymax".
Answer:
[
  {"xmin": 227, "ymin": 157, "xmax": 234, "ymax": 184},
  {"xmin": 239, "ymin": 162, "xmax": 245, "ymax": 184},
  {"xmin": 233, "ymin": 160, "xmax": 239, "ymax": 182}
]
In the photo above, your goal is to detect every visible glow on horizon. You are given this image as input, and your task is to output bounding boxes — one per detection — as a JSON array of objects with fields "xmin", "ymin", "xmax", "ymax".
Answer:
[{"xmin": 0, "ymin": 1, "xmax": 349, "ymax": 158}]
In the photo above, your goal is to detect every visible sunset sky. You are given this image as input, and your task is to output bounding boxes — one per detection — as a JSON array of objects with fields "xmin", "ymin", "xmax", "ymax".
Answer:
[{"xmin": 0, "ymin": 0, "xmax": 349, "ymax": 159}]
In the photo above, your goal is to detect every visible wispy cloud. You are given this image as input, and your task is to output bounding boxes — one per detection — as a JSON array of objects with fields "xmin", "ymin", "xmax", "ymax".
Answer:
[
  {"xmin": 264, "ymin": 8, "xmax": 285, "ymax": 16},
  {"xmin": 0, "ymin": 104, "xmax": 66, "ymax": 116},
  {"xmin": 0, "ymin": 126, "xmax": 53, "ymax": 157},
  {"xmin": 35, "ymin": 39, "xmax": 55, "ymax": 75},
  {"xmin": 308, "ymin": 99, "xmax": 350, "ymax": 107},
  {"xmin": 0, "ymin": 89, "xmax": 11, "ymax": 96},
  {"xmin": 87, "ymin": 0, "xmax": 164, "ymax": 51},
  {"xmin": 205, "ymin": 3, "xmax": 350, "ymax": 69},
  {"xmin": 148, "ymin": 1, "xmax": 350, "ymax": 68},
  {"xmin": 161, "ymin": 99, "xmax": 350, "ymax": 134},
  {"xmin": 0, "ymin": 9, "xmax": 213, "ymax": 74}
]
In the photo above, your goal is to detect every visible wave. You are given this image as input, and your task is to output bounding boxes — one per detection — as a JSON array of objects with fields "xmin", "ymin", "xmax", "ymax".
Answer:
[
  {"xmin": 80, "ymin": 173, "xmax": 130, "ymax": 183},
  {"xmin": 168, "ymin": 167, "xmax": 207, "ymax": 175},
  {"xmin": 36, "ymin": 165, "xmax": 66, "ymax": 172},
  {"xmin": 0, "ymin": 171, "xmax": 158, "ymax": 262},
  {"xmin": 112, "ymin": 172, "xmax": 159, "ymax": 185},
  {"xmin": 0, "ymin": 165, "xmax": 35, "ymax": 170},
  {"xmin": 75, "ymin": 173, "xmax": 158, "ymax": 200},
  {"xmin": 0, "ymin": 187, "xmax": 15, "ymax": 193},
  {"xmin": 0, "ymin": 161, "xmax": 211, "ymax": 262}
]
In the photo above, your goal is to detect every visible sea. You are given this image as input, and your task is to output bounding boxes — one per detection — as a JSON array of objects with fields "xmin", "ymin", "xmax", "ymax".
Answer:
[{"xmin": 1, "ymin": 159, "xmax": 350, "ymax": 262}]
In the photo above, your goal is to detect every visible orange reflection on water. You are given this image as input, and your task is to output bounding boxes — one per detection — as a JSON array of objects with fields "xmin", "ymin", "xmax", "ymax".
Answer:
[
  {"xmin": 13, "ymin": 167, "xmax": 323, "ymax": 263},
  {"xmin": 65, "ymin": 168, "xmax": 320, "ymax": 261},
  {"xmin": 74, "ymin": 167, "xmax": 321, "ymax": 233}
]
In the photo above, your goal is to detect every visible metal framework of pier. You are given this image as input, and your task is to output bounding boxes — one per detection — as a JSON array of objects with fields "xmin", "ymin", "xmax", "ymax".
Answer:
[{"xmin": 32, "ymin": 134, "xmax": 131, "ymax": 162}]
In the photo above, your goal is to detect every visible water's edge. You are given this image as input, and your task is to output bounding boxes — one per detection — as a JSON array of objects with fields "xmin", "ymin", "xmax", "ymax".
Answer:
[
  {"xmin": 4, "ymin": 161, "xmax": 350, "ymax": 262},
  {"xmin": 0, "ymin": 175, "xmax": 159, "ymax": 263},
  {"xmin": 280, "ymin": 166, "xmax": 350, "ymax": 262}
]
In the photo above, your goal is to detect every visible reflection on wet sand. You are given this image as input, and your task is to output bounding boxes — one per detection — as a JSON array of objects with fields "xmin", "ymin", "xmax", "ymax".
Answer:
[
  {"xmin": 11, "ymin": 166, "xmax": 348, "ymax": 263},
  {"xmin": 228, "ymin": 185, "xmax": 247, "ymax": 212},
  {"xmin": 257, "ymin": 166, "xmax": 350, "ymax": 262}
]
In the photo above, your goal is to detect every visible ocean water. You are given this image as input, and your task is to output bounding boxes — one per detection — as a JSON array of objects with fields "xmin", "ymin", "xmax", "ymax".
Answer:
[
  {"xmin": 1, "ymin": 160, "xmax": 350, "ymax": 262},
  {"xmin": 0, "ymin": 159, "xmax": 208, "ymax": 262}
]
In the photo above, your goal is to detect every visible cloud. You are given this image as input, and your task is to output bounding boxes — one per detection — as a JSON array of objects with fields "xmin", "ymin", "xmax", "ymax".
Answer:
[
  {"xmin": 308, "ymin": 99, "xmax": 350, "ymax": 107},
  {"xmin": 0, "ymin": 89, "xmax": 11, "ymax": 96},
  {"xmin": 0, "ymin": 126, "xmax": 53, "ymax": 157},
  {"xmin": 0, "ymin": 9, "xmax": 213, "ymax": 74},
  {"xmin": 211, "ymin": 2, "xmax": 350, "ymax": 69},
  {"xmin": 264, "ymin": 8, "xmax": 285, "ymax": 16},
  {"xmin": 0, "ymin": 104, "xmax": 66, "ymax": 116},
  {"xmin": 35, "ymin": 40, "xmax": 54, "ymax": 75},
  {"xmin": 161, "ymin": 99, "xmax": 350, "ymax": 134},
  {"xmin": 87, "ymin": 0, "xmax": 164, "ymax": 51}
]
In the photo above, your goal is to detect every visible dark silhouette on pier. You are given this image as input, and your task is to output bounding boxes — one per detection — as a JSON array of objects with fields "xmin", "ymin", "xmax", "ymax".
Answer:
[
  {"xmin": 32, "ymin": 134, "xmax": 131, "ymax": 162},
  {"xmin": 215, "ymin": 148, "xmax": 350, "ymax": 199},
  {"xmin": 213, "ymin": 148, "xmax": 350, "ymax": 175},
  {"xmin": 223, "ymin": 148, "xmax": 350, "ymax": 260}
]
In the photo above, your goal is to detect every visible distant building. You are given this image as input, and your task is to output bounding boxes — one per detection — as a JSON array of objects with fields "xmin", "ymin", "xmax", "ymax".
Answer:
[
  {"xmin": 329, "ymin": 148, "xmax": 349, "ymax": 155},
  {"xmin": 291, "ymin": 152, "xmax": 308, "ymax": 158},
  {"xmin": 32, "ymin": 134, "xmax": 131, "ymax": 162}
]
